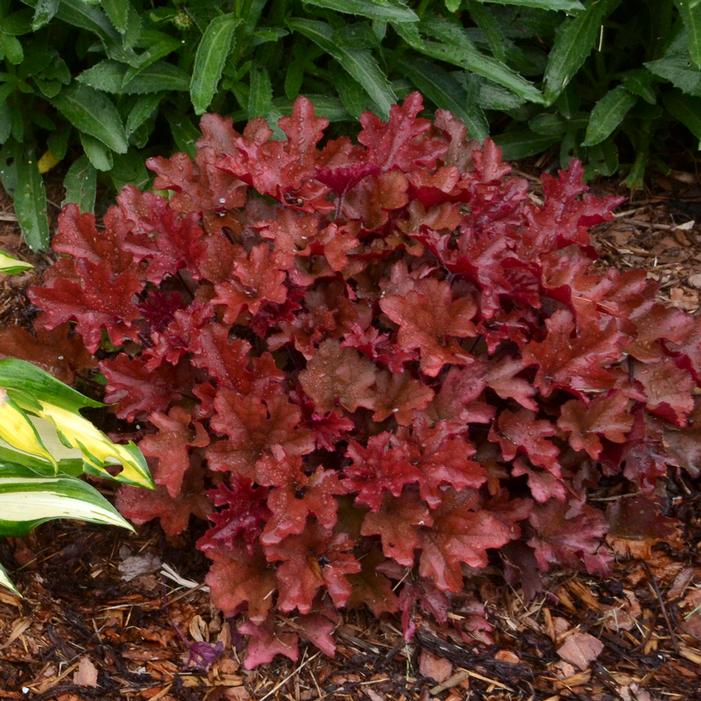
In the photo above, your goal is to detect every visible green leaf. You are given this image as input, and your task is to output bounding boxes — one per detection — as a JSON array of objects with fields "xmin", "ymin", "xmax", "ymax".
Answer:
[
  {"xmin": 288, "ymin": 17, "xmax": 397, "ymax": 118},
  {"xmin": 272, "ymin": 95, "xmax": 350, "ymax": 122},
  {"xmin": 543, "ymin": 0, "xmax": 620, "ymax": 104},
  {"xmin": 248, "ymin": 65, "xmax": 273, "ymax": 118},
  {"xmin": 529, "ymin": 112, "xmax": 567, "ymax": 136},
  {"xmin": 190, "ymin": 13, "xmax": 241, "ymax": 115},
  {"xmin": 52, "ymin": 84, "xmax": 128, "ymax": 154},
  {"xmin": 126, "ymin": 93, "xmax": 162, "ymax": 137},
  {"xmin": 62, "ymin": 155, "xmax": 97, "ymax": 213},
  {"xmin": 301, "ymin": 0, "xmax": 419, "ymax": 23},
  {"xmin": 102, "ymin": 0, "xmax": 130, "ymax": 33},
  {"xmin": 109, "ymin": 150, "xmax": 150, "ymax": 191},
  {"xmin": 76, "ymin": 60, "xmax": 126, "ymax": 94},
  {"xmin": 473, "ymin": 0, "xmax": 584, "ymax": 9},
  {"xmin": 645, "ymin": 52, "xmax": 701, "ymax": 96},
  {"xmin": 621, "ymin": 69, "xmax": 657, "ymax": 104},
  {"xmin": 31, "ymin": 0, "xmax": 59, "ymax": 30},
  {"xmin": 664, "ymin": 91, "xmax": 701, "ymax": 146},
  {"xmin": 284, "ymin": 48, "xmax": 306, "ymax": 100},
  {"xmin": 0, "ymin": 112, "xmax": 9, "ymax": 150},
  {"xmin": 121, "ymin": 62, "xmax": 190, "ymax": 94},
  {"xmin": 419, "ymin": 18, "xmax": 544, "ymax": 104},
  {"xmin": 0, "ymin": 10, "xmax": 34, "ymax": 35},
  {"xmin": 12, "ymin": 145, "xmax": 49, "ymax": 251},
  {"xmin": 78, "ymin": 60, "xmax": 190, "ymax": 95},
  {"xmin": 124, "ymin": 29, "xmax": 180, "ymax": 76},
  {"xmin": 0, "ymin": 464, "xmax": 133, "ymax": 536},
  {"xmin": 397, "ymin": 56, "xmax": 489, "ymax": 140},
  {"xmin": 675, "ymin": 0, "xmax": 701, "ymax": 68},
  {"xmin": 22, "ymin": 0, "xmax": 138, "ymax": 64},
  {"xmin": 582, "ymin": 86, "xmax": 637, "ymax": 146},
  {"xmin": 334, "ymin": 67, "xmax": 375, "ymax": 118},
  {"xmin": 494, "ymin": 128, "xmax": 559, "ymax": 159},
  {"xmin": 166, "ymin": 114, "xmax": 200, "ymax": 158},
  {"xmin": 0, "ymin": 251, "xmax": 32, "ymax": 275},
  {"xmin": 585, "ymin": 138, "xmax": 619, "ymax": 177},
  {"xmin": 445, "ymin": 0, "xmax": 463, "ymax": 11},
  {"xmin": 79, "ymin": 132, "xmax": 114, "ymax": 172},
  {"xmin": 466, "ymin": 1, "xmax": 508, "ymax": 62},
  {"xmin": 0, "ymin": 34, "xmax": 24, "ymax": 65},
  {"xmin": 0, "ymin": 359, "xmax": 102, "ymax": 413}
]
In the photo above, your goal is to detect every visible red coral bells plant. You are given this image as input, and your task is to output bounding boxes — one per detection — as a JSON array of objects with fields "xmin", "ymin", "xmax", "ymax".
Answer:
[{"xmin": 29, "ymin": 93, "xmax": 700, "ymax": 667}]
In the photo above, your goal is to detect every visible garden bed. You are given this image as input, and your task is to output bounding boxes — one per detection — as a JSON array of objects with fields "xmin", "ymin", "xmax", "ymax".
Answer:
[{"xmin": 0, "ymin": 171, "xmax": 700, "ymax": 701}]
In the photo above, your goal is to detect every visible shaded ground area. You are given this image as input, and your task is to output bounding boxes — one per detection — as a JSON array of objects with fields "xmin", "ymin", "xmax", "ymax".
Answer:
[{"xmin": 0, "ymin": 169, "xmax": 700, "ymax": 700}]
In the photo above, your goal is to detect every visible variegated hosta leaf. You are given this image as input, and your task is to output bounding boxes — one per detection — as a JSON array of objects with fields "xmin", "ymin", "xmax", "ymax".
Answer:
[
  {"xmin": 0, "ymin": 251, "xmax": 32, "ymax": 275},
  {"xmin": 0, "ymin": 359, "xmax": 153, "ymax": 489},
  {"xmin": 0, "ymin": 562, "xmax": 19, "ymax": 596},
  {"xmin": 0, "ymin": 358, "xmax": 102, "ymax": 413},
  {"xmin": 32, "ymin": 403, "xmax": 153, "ymax": 488},
  {"xmin": 0, "ymin": 464, "xmax": 134, "ymax": 537},
  {"xmin": 0, "ymin": 389, "xmax": 55, "ymax": 467}
]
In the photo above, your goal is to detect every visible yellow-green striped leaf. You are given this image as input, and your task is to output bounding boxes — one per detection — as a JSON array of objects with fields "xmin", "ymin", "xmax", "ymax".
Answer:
[{"xmin": 0, "ymin": 251, "xmax": 32, "ymax": 275}]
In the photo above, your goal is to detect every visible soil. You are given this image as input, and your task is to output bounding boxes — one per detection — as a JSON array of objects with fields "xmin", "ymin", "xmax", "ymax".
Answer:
[{"xmin": 0, "ymin": 168, "xmax": 700, "ymax": 701}]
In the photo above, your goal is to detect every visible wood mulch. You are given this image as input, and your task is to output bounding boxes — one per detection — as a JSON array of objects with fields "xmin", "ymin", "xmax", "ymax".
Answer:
[{"xmin": 0, "ymin": 167, "xmax": 700, "ymax": 700}]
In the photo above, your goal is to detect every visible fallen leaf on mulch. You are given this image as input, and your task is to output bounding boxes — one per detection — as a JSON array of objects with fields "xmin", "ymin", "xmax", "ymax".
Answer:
[
  {"xmin": 118, "ymin": 548, "xmax": 162, "ymax": 581},
  {"xmin": 418, "ymin": 650, "xmax": 452, "ymax": 683},
  {"xmin": 556, "ymin": 632, "xmax": 604, "ymax": 670},
  {"xmin": 72, "ymin": 656, "xmax": 98, "ymax": 687}
]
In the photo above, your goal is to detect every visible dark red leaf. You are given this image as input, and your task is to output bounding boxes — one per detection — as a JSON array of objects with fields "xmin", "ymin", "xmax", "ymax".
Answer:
[
  {"xmin": 523, "ymin": 309, "xmax": 626, "ymax": 396},
  {"xmin": 558, "ymin": 392, "xmax": 634, "ymax": 458},
  {"xmin": 361, "ymin": 491, "xmax": 432, "ymax": 566},
  {"xmin": 139, "ymin": 406, "xmax": 208, "ymax": 497},
  {"xmin": 419, "ymin": 489, "xmax": 519, "ymax": 592},
  {"xmin": 380, "ymin": 278, "xmax": 477, "ymax": 377}
]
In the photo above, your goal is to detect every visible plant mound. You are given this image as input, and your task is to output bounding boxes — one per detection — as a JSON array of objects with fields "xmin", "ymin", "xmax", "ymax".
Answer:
[{"xmin": 28, "ymin": 93, "xmax": 701, "ymax": 668}]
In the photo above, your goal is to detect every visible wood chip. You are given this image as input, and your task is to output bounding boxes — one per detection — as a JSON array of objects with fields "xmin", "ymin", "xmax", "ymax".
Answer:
[
  {"xmin": 72, "ymin": 656, "xmax": 99, "ymax": 687},
  {"xmin": 557, "ymin": 632, "xmax": 604, "ymax": 671}
]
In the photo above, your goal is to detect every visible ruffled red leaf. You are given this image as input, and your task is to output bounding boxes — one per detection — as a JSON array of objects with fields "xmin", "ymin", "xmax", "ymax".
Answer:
[
  {"xmin": 212, "ymin": 244, "xmax": 288, "ymax": 323},
  {"xmin": 238, "ymin": 619, "xmax": 298, "ymax": 669},
  {"xmin": 523, "ymin": 309, "xmax": 626, "ymax": 396},
  {"xmin": 558, "ymin": 392, "xmax": 634, "ymax": 459},
  {"xmin": 489, "ymin": 409, "xmax": 560, "ymax": 473},
  {"xmin": 140, "ymin": 407, "xmax": 209, "ymax": 498},
  {"xmin": 259, "ymin": 460, "xmax": 346, "ymax": 544},
  {"xmin": 358, "ymin": 92, "xmax": 447, "ymax": 172},
  {"xmin": 116, "ymin": 187, "xmax": 206, "ymax": 283},
  {"xmin": 30, "ymin": 260, "xmax": 142, "ymax": 352},
  {"xmin": 419, "ymin": 489, "xmax": 519, "ymax": 592},
  {"xmin": 361, "ymin": 491, "xmax": 432, "ymax": 566},
  {"xmin": 209, "ymin": 391, "xmax": 314, "ymax": 478},
  {"xmin": 0, "ymin": 324, "xmax": 95, "ymax": 384},
  {"xmin": 198, "ymin": 475, "xmax": 270, "ymax": 553},
  {"xmin": 344, "ymin": 432, "xmax": 422, "ymax": 512},
  {"xmin": 381, "ymin": 278, "xmax": 477, "ymax": 377},
  {"xmin": 372, "ymin": 370, "xmax": 434, "ymax": 425},
  {"xmin": 299, "ymin": 339, "xmax": 378, "ymax": 413},
  {"xmin": 206, "ymin": 546, "xmax": 277, "ymax": 623},
  {"xmin": 101, "ymin": 355, "xmax": 187, "ymax": 420},
  {"xmin": 116, "ymin": 466, "xmax": 211, "ymax": 536},
  {"xmin": 528, "ymin": 500, "xmax": 609, "ymax": 573},
  {"xmin": 635, "ymin": 359, "xmax": 695, "ymax": 425},
  {"xmin": 266, "ymin": 525, "xmax": 360, "ymax": 613}
]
